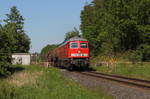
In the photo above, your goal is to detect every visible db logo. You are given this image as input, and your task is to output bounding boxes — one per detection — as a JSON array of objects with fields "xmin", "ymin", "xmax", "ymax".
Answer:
[{"xmin": 78, "ymin": 50, "xmax": 81, "ymax": 53}]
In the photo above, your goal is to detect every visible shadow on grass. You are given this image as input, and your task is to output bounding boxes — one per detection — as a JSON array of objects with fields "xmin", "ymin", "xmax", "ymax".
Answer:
[
  {"xmin": 0, "ymin": 66, "xmax": 25, "ymax": 78},
  {"xmin": 9, "ymin": 66, "xmax": 25, "ymax": 74}
]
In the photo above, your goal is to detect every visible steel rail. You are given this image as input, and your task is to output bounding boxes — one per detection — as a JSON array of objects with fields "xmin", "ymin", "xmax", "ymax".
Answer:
[{"xmin": 77, "ymin": 71, "xmax": 150, "ymax": 90}]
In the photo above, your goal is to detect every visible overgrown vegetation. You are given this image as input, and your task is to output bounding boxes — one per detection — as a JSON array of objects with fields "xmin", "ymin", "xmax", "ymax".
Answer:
[
  {"xmin": 0, "ymin": 6, "xmax": 30, "ymax": 76},
  {"xmin": 80, "ymin": 0, "xmax": 150, "ymax": 61},
  {"xmin": 0, "ymin": 65, "xmax": 113, "ymax": 99}
]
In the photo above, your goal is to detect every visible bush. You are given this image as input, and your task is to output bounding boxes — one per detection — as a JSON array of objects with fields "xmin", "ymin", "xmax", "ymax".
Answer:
[
  {"xmin": 128, "ymin": 50, "xmax": 142, "ymax": 63},
  {"xmin": 129, "ymin": 44, "xmax": 150, "ymax": 62},
  {"xmin": 0, "ymin": 62, "xmax": 11, "ymax": 76},
  {"xmin": 0, "ymin": 54, "xmax": 12, "ymax": 77},
  {"xmin": 137, "ymin": 44, "xmax": 150, "ymax": 62}
]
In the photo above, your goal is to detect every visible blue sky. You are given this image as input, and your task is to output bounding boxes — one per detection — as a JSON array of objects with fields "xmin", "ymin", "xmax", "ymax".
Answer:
[{"xmin": 0, "ymin": 0, "xmax": 92, "ymax": 53}]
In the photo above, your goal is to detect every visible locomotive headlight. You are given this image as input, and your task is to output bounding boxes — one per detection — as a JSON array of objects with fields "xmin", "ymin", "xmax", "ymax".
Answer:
[{"xmin": 83, "ymin": 54, "xmax": 88, "ymax": 56}]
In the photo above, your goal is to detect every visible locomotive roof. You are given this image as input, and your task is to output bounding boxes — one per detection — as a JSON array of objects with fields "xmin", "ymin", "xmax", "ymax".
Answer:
[
  {"xmin": 59, "ymin": 36, "xmax": 88, "ymax": 47},
  {"xmin": 67, "ymin": 36, "xmax": 87, "ymax": 42}
]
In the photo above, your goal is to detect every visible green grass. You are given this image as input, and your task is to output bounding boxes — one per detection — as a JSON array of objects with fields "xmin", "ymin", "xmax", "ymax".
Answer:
[
  {"xmin": 0, "ymin": 65, "xmax": 113, "ymax": 99},
  {"xmin": 94, "ymin": 63, "xmax": 150, "ymax": 80}
]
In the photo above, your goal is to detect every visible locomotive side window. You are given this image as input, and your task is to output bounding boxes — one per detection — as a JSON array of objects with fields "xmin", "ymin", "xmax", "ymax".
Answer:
[
  {"xmin": 80, "ymin": 43, "xmax": 88, "ymax": 48},
  {"xmin": 70, "ymin": 42, "xmax": 78, "ymax": 48}
]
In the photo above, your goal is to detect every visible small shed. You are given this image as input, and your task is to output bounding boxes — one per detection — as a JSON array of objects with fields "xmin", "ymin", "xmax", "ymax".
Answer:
[{"xmin": 12, "ymin": 53, "xmax": 31, "ymax": 65}]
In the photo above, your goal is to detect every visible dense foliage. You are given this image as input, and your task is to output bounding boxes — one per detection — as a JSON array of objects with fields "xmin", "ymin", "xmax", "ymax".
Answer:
[
  {"xmin": 0, "ymin": 6, "xmax": 30, "ymax": 76},
  {"xmin": 80, "ymin": 0, "xmax": 150, "ymax": 61},
  {"xmin": 129, "ymin": 44, "xmax": 150, "ymax": 62}
]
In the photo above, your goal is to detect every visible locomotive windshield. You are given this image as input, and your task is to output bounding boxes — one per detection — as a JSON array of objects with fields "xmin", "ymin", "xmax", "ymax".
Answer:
[
  {"xmin": 70, "ymin": 42, "xmax": 78, "ymax": 48},
  {"xmin": 80, "ymin": 43, "xmax": 88, "ymax": 48}
]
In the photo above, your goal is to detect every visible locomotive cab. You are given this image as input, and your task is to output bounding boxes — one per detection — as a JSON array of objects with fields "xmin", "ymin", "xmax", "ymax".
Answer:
[
  {"xmin": 68, "ymin": 40, "xmax": 90, "ymax": 68},
  {"xmin": 68, "ymin": 41, "xmax": 89, "ymax": 58}
]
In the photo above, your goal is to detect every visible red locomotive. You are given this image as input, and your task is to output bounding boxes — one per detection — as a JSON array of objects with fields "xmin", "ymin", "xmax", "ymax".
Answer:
[{"xmin": 47, "ymin": 36, "xmax": 90, "ymax": 70}]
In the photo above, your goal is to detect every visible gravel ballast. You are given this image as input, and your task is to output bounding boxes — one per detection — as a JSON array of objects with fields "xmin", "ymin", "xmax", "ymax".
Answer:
[{"xmin": 62, "ymin": 70, "xmax": 150, "ymax": 99}]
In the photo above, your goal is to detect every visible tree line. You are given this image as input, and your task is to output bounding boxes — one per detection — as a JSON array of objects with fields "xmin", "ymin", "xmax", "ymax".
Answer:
[
  {"xmin": 80, "ymin": 0, "xmax": 150, "ymax": 61},
  {"xmin": 0, "ymin": 6, "xmax": 30, "ymax": 76}
]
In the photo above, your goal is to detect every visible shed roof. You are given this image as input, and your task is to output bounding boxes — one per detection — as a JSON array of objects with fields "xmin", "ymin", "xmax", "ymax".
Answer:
[{"xmin": 12, "ymin": 53, "xmax": 30, "ymax": 55}]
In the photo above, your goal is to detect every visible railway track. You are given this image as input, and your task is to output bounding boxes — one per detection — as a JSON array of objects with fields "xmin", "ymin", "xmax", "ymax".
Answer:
[{"xmin": 76, "ymin": 71, "xmax": 150, "ymax": 90}]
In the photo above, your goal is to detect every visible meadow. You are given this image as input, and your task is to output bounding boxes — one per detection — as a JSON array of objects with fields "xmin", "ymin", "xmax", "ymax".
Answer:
[{"xmin": 0, "ymin": 65, "xmax": 112, "ymax": 99}]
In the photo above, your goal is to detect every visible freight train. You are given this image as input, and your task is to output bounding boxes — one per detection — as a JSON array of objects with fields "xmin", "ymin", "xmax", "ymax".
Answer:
[{"xmin": 47, "ymin": 36, "xmax": 90, "ymax": 70}]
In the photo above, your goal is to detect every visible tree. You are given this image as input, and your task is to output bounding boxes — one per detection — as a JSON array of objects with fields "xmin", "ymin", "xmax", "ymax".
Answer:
[
  {"xmin": 0, "ymin": 6, "xmax": 31, "ymax": 76},
  {"xmin": 40, "ymin": 44, "xmax": 58, "ymax": 61},
  {"xmin": 4, "ymin": 6, "xmax": 30, "ymax": 53},
  {"xmin": 80, "ymin": 0, "xmax": 150, "ymax": 56},
  {"xmin": 4, "ymin": 6, "xmax": 24, "ymax": 31},
  {"xmin": 65, "ymin": 27, "xmax": 80, "ymax": 40},
  {"xmin": 0, "ymin": 25, "xmax": 12, "ymax": 76},
  {"xmin": 41, "ymin": 44, "xmax": 58, "ymax": 55}
]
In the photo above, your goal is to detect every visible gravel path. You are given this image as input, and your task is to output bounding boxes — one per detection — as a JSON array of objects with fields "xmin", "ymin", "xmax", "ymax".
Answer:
[{"xmin": 62, "ymin": 70, "xmax": 150, "ymax": 99}]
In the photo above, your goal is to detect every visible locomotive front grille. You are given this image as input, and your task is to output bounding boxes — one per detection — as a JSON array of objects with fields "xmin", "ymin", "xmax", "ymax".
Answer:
[
  {"xmin": 70, "ymin": 58, "xmax": 89, "ymax": 67},
  {"xmin": 71, "ymin": 53, "xmax": 88, "ymax": 57}
]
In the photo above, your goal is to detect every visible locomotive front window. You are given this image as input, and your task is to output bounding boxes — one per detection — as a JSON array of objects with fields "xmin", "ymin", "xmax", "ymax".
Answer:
[
  {"xmin": 70, "ymin": 42, "xmax": 78, "ymax": 48},
  {"xmin": 80, "ymin": 43, "xmax": 88, "ymax": 48}
]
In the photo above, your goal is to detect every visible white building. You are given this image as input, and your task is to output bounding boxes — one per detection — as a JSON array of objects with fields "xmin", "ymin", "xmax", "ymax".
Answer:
[{"xmin": 12, "ymin": 53, "xmax": 31, "ymax": 65}]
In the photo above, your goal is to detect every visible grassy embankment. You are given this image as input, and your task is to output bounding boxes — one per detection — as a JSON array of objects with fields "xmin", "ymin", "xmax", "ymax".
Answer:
[
  {"xmin": 0, "ymin": 65, "xmax": 113, "ymax": 99},
  {"xmin": 91, "ymin": 55, "xmax": 150, "ymax": 80}
]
